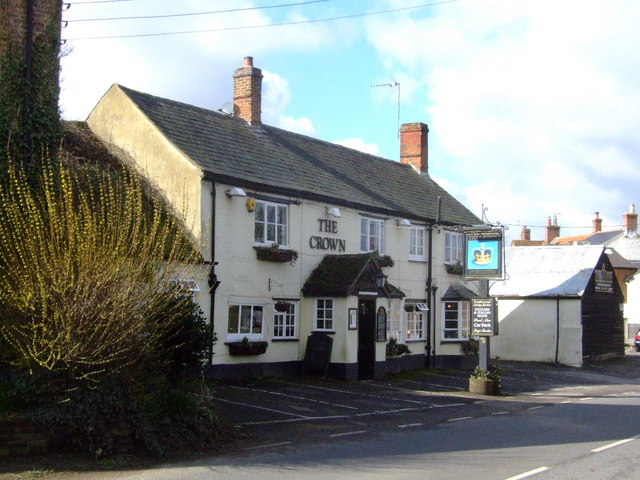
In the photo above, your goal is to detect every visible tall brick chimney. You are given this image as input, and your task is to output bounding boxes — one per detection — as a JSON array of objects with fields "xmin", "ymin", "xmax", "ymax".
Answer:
[
  {"xmin": 545, "ymin": 216, "xmax": 560, "ymax": 244},
  {"xmin": 233, "ymin": 56, "xmax": 262, "ymax": 124},
  {"xmin": 623, "ymin": 204, "xmax": 638, "ymax": 236},
  {"xmin": 400, "ymin": 123, "xmax": 429, "ymax": 173},
  {"xmin": 592, "ymin": 212, "xmax": 602, "ymax": 233},
  {"xmin": 520, "ymin": 225, "xmax": 531, "ymax": 241}
]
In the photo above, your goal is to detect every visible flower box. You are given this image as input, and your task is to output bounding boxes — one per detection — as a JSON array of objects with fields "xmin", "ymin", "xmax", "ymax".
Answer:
[
  {"xmin": 254, "ymin": 246, "xmax": 298, "ymax": 263},
  {"xmin": 226, "ymin": 341, "xmax": 268, "ymax": 356}
]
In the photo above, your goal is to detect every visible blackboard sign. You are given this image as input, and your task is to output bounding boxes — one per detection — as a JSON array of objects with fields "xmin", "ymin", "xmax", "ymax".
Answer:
[
  {"xmin": 302, "ymin": 332, "xmax": 333, "ymax": 377},
  {"xmin": 376, "ymin": 306, "xmax": 387, "ymax": 342},
  {"xmin": 471, "ymin": 298, "xmax": 496, "ymax": 336}
]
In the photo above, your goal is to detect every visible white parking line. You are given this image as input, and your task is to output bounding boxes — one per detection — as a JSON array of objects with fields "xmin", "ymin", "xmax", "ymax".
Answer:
[
  {"xmin": 527, "ymin": 406, "xmax": 544, "ymax": 411},
  {"xmin": 244, "ymin": 441, "xmax": 292, "ymax": 450},
  {"xmin": 229, "ymin": 385, "xmax": 359, "ymax": 410},
  {"xmin": 399, "ymin": 423, "xmax": 423, "ymax": 428},
  {"xmin": 211, "ymin": 397, "xmax": 310, "ymax": 418},
  {"xmin": 289, "ymin": 382, "xmax": 427, "ymax": 405},
  {"xmin": 505, "ymin": 466, "xmax": 548, "ymax": 480},
  {"xmin": 330, "ymin": 430, "xmax": 366, "ymax": 438},
  {"xmin": 448, "ymin": 416, "xmax": 473, "ymax": 422},
  {"xmin": 591, "ymin": 434, "xmax": 640, "ymax": 453}
]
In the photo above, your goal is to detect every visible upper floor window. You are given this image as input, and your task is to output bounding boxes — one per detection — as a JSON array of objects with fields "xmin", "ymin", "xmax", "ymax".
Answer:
[
  {"xmin": 445, "ymin": 231, "xmax": 463, "ymax": 264},
  {"xmin": 409, "ymin": 227, "xmax": 426, "ymax": 261},
  {"xmin": 228, "ymin": 304, "xmax": 263, "ymax": 341},
  {"xmin": 360, "ymin": 217, "xmax": 385, "ymax": 254},
  {"xmin": 442, "ymin": 301, "xmax": 470, "ymax": 340},
  {"xmin": 273, "ymin": 302, "xmax": 297, "ymax": 339},
  {"xmin": 255, "ymin": 200, "xmax": 288, "ymax": 246},
  {"xmin": 315, "ymin": 298, "xmax": 334, "ymax": 331}
]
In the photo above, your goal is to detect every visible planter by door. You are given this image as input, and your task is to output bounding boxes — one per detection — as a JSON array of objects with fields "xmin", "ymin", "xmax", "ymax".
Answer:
[{"xmin": 468, "ymin": 377, "xmax": 499, "ymax": 395}]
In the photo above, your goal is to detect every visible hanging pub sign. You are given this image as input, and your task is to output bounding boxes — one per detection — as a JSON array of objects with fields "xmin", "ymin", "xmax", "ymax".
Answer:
[
  {"xmin": 471, "ymin": 297, "xmax": 497, "ymax": 337},
  {"xmin": 464, "ymin": 228, "xmax": 504, "ymax": 280}
]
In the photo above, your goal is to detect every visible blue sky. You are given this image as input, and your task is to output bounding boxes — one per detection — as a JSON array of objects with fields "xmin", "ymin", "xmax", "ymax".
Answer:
[{"xmin": 60, "ymin": 0, "xmax": 640, "ymax": 243}]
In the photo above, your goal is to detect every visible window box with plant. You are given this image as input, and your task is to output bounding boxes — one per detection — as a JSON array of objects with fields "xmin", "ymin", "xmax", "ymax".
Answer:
[
  {"xmin": 254, "ymin": 244, "xmax": 298, "ymax": 264},
  {"xmin": 226, "ymin": 336, "xmax": 269, "ymax": 356}
]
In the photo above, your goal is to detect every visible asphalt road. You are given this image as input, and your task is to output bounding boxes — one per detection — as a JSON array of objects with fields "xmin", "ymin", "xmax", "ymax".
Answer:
[{"xmin": 6, "ymin": 350, "xmax": 640, "ymax": 479}]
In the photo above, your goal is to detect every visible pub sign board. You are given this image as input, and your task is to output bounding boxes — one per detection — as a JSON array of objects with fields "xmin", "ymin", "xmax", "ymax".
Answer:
[
  {"xmin": 471, "ymin": 297, "xmax": 497, "ymax": 337},
  {"xmin": 464, "ymin": 228, "xmax": 504, "ymax": 280}
]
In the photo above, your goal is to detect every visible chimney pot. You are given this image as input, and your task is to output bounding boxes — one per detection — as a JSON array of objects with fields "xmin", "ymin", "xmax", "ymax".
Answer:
[
  {"xmin": 400, "ymin": 123, "xmax": 429, "ymax": 173},
  {"xmin": 623, "ymin": 204, "xmax": 638, "ymax": 236},
  {"xmin": 593, "ymin": 211, "xmax": 602, "ymax": 233},
  {"xmin": 233, "ymin": 56, "xmax": 263, "ymax": 124},
  {"xmin": 545, "ymin": 216, "xmax": 560, "ymax": 244}
]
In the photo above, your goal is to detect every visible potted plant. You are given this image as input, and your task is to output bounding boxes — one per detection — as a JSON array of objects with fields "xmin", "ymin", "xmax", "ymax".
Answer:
[
  {"xmin": 461, "ymin": 338, "xmax": 479, "ymax": 355},
  {"xmin": 386, "ymin": 338, "xmax": 412, "ymax": 373},
  {"xmin": 469, "ymin": 365, "xmax": 501, "ymax": 395},
  {"xmin": 274, "ymin": 300, "xmax": 290, "ymax": 312},
  {"xmin": 226, "ymin": 336, "xmax": 269, "ymax": 356},
  {"xmin": 446, "ymin": 261, "xmax": 463, "ymax": 275},
  {"xmin": 404, "ymin": 303, "xmax": 415, "ymax": 312}
]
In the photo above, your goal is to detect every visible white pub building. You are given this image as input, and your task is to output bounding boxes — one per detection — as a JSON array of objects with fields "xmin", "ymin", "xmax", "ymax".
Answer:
[{"xmin": 87, "ymin": 57, "xmax": 481, "ymax": 380}]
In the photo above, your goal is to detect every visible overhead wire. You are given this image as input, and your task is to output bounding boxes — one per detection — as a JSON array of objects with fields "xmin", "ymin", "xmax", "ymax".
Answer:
[
  {"xmin": 65, "ymin": 0, "xmax": 460, "ymax": 41},
  {"xmin": 67, "ymin": 0, "xmax": 330, "ymax": 22}
]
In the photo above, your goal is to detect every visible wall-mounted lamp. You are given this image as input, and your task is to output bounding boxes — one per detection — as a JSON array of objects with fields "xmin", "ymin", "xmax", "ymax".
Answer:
[
  {"xmin": 326, "ymin": 207, "xmax": 342, "ymax": 218},
  {"xmin": 397, "ymin": 218, "xmax": 412, "ymax": 227},
  {"xmin": 375, "ymin": 272, "xmax": 388, "ymax": 289},
  {"xmin": 226, "ymin": 187, "xmax": 247, "ymax": 197}
]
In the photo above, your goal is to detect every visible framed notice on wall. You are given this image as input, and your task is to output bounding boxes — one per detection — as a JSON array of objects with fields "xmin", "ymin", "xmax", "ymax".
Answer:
[
  {"xmin": 464, "ymin": 228, "xmax": 504, "ymax": 280},
  {"xmin": 348, "ymin": 308, "xmax": 358, "ymax": 330}
]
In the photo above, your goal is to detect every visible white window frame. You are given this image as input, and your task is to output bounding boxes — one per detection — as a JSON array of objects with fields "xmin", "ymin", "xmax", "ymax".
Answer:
[
  {"xmin": 254, "ymin": 200, "xmax": 289, "ymax": 247},
  {"xmin": 227, "ymin": 304, "xmax": 264, "ymax": 342},
  {"xmin": 315, "ymin": 298, "xmax": 334, "ymax": 331},
  {"xmin": 442, "ymin": 300, "xmax": 470, "ymax": 341},
  {"xmin": 360, "ymin": 217, "xmax": 386, "ymax": 254},
  {"xmin": 273, "ymin": 302, "xmax": 298, "ymax": 339},
  {"xmin": 409, "ymin": 227, "xmax": 427, "ymax": 261},
  {"xmin": 445, "ymin": 231, "xmax": 463, "ymax": 264},
  {"xmin": 406, "ymin": 311, "xmax": 425, "ymax": 340}
]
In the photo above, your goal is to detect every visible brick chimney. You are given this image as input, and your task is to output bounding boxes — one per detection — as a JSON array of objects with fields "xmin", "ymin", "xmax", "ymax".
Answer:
[
  {"xmin": 592, "ymin": 212, "xmax": 602, "ymax": 233},
  {"xmin": 545, "ymin": 216, "xmax": 560, "ymax": 244},
  {"xmin": 623, "ymin": 204, "xmax": 638, "ymax": 236},
  {"xmin": 400, "ymin": 123, "xmax": 429, "ymax": 173},
  {"xmin": 520, "ymin": 225, "xmax": 531, "ymax": 241},
  {"xmin": 233, "ymin": 56, "xmax": 262, "ymax": 124}
]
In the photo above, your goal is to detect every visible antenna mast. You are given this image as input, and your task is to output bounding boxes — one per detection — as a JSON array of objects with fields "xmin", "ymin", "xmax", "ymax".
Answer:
[{"xmin": 370, "ymin": 82, "xmax": 400, "ymax": 138}]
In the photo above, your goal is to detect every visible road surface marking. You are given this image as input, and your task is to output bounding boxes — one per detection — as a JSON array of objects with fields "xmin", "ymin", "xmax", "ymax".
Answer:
[
  {"xmin": 448, "ymin": 416, "xmax": 473, "ymax": 422},
  {"xmin": 505, "ymin": 466, "xmax": 548, "ymax": 480},
  {"xmin": 527, "ymin": 406, "xmax": 544, "ymax": 411},
  {"xmin": 399, "ymin": 423, "xmax": 423, "ymax": 428},
  {"xmin": 330, "ymin": 430, "xmax": 366, "ymax": 438},
  {"xmin": 591, "ymin": 434, "xmax": 639, "ymax": 453},
  {"xmin": 492, "ymin": 411, "xmax": 509, "ymax": 415},
  {"xmin": 211, "ymin": 397, "xmax": 309, "ymax": 418},
  {"xmin": 244, "ymin": 441, "xmax": 292, "ymax": 450}
]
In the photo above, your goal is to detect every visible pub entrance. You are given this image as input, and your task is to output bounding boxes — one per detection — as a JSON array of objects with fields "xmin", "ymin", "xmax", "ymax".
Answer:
[{"xmin": 358, "ymin": 298, "xmax": 376, "ymax": 380}]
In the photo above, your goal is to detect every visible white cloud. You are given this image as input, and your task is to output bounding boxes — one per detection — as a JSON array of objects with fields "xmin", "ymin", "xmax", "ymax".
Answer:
[
  {"xmin": 332, "ymin": 138, "xmax": 380, "ymax": 156},
  {"xmin": 365, "ymin": 0, "xmax": 640, "ymax": 233}
]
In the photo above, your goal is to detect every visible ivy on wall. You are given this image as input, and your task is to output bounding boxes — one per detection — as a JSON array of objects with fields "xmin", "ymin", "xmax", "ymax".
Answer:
[{"xmin": 0, "ymin": 19, "xmax": 61, "ymax": 171}]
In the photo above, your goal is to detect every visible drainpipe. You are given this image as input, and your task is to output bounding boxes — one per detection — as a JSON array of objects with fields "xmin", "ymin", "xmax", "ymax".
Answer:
[
  {"xmin": 426, "ymin": 225, "xmax": 433, "ymax": 368},
  {"xmin": 555, "ymin": 297, "xmax": 560, "ymax": 364},
  {"xmin": 208, "ymin": 183, "xmax": 221, "ymax": 365}
]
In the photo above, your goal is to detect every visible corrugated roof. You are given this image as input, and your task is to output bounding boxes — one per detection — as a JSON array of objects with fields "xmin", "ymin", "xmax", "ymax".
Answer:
[
  {"xmin": 490, "ymin": 245, "xmax": 605, "ymax": 298},
  {"xmin": 116, "ymin": 85, "xmax": 480, "ymax": 225}
]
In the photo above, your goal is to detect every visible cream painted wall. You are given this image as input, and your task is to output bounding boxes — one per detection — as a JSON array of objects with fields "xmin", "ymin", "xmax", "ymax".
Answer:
[
  {"xmin": 87, "ymin": 85, "xmax": 205, "ymax": 249},
  {"xmin": 624, "ymin": 274, "xmax": 640, "ymax": 330},
  {"xmin": 491, "ymin": 298, "xmax": 583, "ymax": 367}
]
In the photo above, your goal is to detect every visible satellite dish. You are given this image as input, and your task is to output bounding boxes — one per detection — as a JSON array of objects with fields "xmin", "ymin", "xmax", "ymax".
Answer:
[{"xmin": 218, "ymin": 101, "xmax": 234, "ymax": 115}]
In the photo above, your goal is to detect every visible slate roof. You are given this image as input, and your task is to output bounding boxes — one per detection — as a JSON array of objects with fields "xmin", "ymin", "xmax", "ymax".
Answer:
[
  {"xmin": 302, "ymin": 254, "xmax": 404, "ymax": 298},
  {"xmin": 552, "ymin": 230, "xmax": 624, "ymax": 246},
  {"xmin": 116, "ymin": 85, "xmax": 480, "ymax": 225},
  {"xmin": 441, "ymin": 284, "xmax": 478, "ymax": 300},
  {"xmin": 490, "ymin": 245, "xmax": 606, "ymax": 298},
  {"xmin": 609, "ymin": 235, "xmax": 640, "ymax": 267}
]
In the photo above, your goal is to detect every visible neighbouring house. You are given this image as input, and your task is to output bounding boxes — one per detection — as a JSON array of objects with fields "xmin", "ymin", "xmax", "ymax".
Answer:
[
  {"xmin": 86, "ymin": 57, "xmax": 482, "ymax": 380},
  {"xmin": 490, "ymin": 245, "xmax": 625, "ymax": 367}
]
